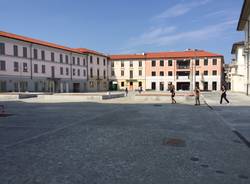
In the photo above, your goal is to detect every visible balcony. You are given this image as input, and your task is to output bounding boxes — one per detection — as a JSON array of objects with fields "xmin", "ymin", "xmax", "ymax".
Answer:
[{"xmin": 176, "ymin": 60, "xmax": 190, "ymax": 70}]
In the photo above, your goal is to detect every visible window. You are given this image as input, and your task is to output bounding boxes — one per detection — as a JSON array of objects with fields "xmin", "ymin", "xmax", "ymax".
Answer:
[
  {"xmin": 51, "ymin": 52, "xmax": 55, "ymax": 61},
  {"xmin": 168, "ymin": 71, "xmax": 173, "ymax": 76},
  {"xmin": 152, "ymin": 60, "xmax": 156, "ymax": 67},
  {"xmin": 111, "ymin": 61, "xmax": 114, "ymax": 67},
  {"xmin": 212, "ymin": 70, "xmax": 217, "ymax": 75},
  {"xmin": 14, "ymin": 62, "xmax": 19, "ymax": 72},
  {"xmin": 130, "ymin": 70, "xmax": 133, "ymax": 78},
  {"xmin": 139, "ymin": 70, "xmax": 142, "ymax": 76},
  {"xmin": 23, "ymin": 63, "xmax": 28, "ymax": 72},
  {"xmin": 213, "ymin": 59, "xmax": 217, "ymax": 65},
  {"xmin": 72, "ymin": 57, "xmax": 75, "ymax": 65},
  {"xmin": 121, "ymin": 70, "xmax": 124, "ymax": 76},
  {"xmin": 34, "ymin": 64, "xmax": 38, "ymax": 73},
  {"xmin": 0, "ymin": 60, "xmax": 6, "ymax": 71},
  {"xmin": 103, "ymin": 59, "xmax": 106, "ymax": 66},
  {"xmin": 204, "ymin": 70, "xmax": 208, "ymax": 75},
  {"xmin": 60, "ymin": 54, "xmax": 63, "ymax": 63},
  {"xmin": 78, "ymin": 69, "xmax": 80, "ymax": 76},
  {"xmin": 65, "ymin": 55, "xmax": 69, "ymax": 64},
  {"xmin": 23, "ymin": 47, "xmax": 27, "ymax": 58},
  {"xmin": 195, "ymin": 59, "xmax": 199, "ymax": 66},
  {"xmin": 130, "ymin": 61, "xmax": 133, "ymax": 67},
  {"xmin": 42, "ymin": 65, "xmax": 46, "ymax": 73},
  {"xmin": 83, "ymin": 59, "xmax": 86, "ymax": 66},
  {"xmin": 77, "ymin": 57, "xmax": 80, "ymax": 65},
  {"xmin": 60, "ymin": 67, "xmax": 63, "ymax": 75},
  {"xmin": 66, "ymin": 68, "xmax": 69, "ymax": 75},
  {"xmin": 121, "ymin": 61, "xmax": 124, "ymax": 67},
  {"xmin": 90, "ymin": 56, "xmax": 93, "ymax": 64},
  {"xmin": 41, "ymin": 50, "xmax": 45, "ymax": 60},
  {"xmin": 139, "ymin": 81, "xmax": 142, "ymax": 87},
  {"xmin": 160, "ymin": 60, "xmax": 164, "ymax": 66},
  {"xmin": 0, "ymin": 43, "xmax": 5, "ymax": 55},
  {"xmin": 97, "ymin": 69, "xmax": 100, "ymax": 78},
  {"xmin": 111, "ymin": 70, "xmax": 115, "ymax": 76},
  {"xmin": 97, "ymin": 57, "xmax": 99, "ymax": 65},
  {"xmin": 14, "ymin": 45, "xmax": 18, "ymax": 56},
  {"xmin": 90, "ymin": 68, "xmax": 93, "ymax": 78},
  {"xmin": 103, "ymin": 70, "xmax": 106, "ymax": 79},
  {"xmin": 151, "ymin": 82, "xmax": 156, "ymax": 90},
  {"xmin": 73, "ymin": 69, "xmax": 76, "ymax": 76},
  {"xmin": 152, "ymin": 71, "xmax": 156, "ymax": 76},
  {"xmin": 34, "ymin": 49, "xmax": 38, "ymax": 59},
  {"xmin": 168, "ymin": 60, "xmax": 173, "ymax": 66},
  {"xmin": 139, "ymin": 61, "xmax": 142, "ymax": 67},
  {"xmin": 195, "ymin": 71, "xmax": 199, "ymax": 76},
  {"xmin": 83, "ymin": 70, "xmax": 86, "ymax": 77},
  {"xmin": 121, "ymin": 82, "xmax": 124, "ymax": 87},
  {"xmin": 204, "ymin": 59, "xmax": 208, "ymax": 65},
  {"xmin": 160, "ymin": 71, "xmax": 164, "ymax": 76}
]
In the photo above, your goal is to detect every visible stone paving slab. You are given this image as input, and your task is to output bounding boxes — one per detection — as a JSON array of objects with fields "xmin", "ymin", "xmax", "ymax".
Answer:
[{"xmin": 0, "ymin": 100, "xmax": 249, "ymax": 184}]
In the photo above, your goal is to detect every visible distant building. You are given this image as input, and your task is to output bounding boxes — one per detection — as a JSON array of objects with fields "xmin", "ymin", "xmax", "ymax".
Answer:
[
  {"xmin": 109, "ymin": 50, "xmax": 224, "ymax": 91},
  {"xmin": 230, "ymin": 41, "xmax": 247, "ymax": 92},
  {"xmin": 0, "ymin": 31, "xmax": 108, "ymax": 93}
]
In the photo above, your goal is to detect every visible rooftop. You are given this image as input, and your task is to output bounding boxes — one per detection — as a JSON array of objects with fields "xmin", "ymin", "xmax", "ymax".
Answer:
[{"xmin": 109, "ymin": 50, "xmax": 223, "ymax": 60}]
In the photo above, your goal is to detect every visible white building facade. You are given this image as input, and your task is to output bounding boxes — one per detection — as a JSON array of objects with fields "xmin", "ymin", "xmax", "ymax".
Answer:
[
  {"xmin": 0, "ymin": 32, "xmax": 88, "ymax": 93},
  {"xmin": 236, "ymin": 0, "xmax": 250, "ymax": 95}
]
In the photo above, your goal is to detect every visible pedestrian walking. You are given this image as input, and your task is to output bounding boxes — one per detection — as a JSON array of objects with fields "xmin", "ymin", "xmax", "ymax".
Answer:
[
  {"xmin": 139, "ymin": 86, "xmax": 142, "ymax": 94},
  {"xmin": 194, "ymin": 86, "xmax": 200, "ymax": 105},
  {"xmin": 125, "ymin": 87, "xmax": 128, "ymax": 96},
  {"xmin": 169, "ymin": 83, "xmax": 176, "ymax": 104},
  {"xmin": 220, "ymin": 85, "xmax": 229, "ymax": 104}
]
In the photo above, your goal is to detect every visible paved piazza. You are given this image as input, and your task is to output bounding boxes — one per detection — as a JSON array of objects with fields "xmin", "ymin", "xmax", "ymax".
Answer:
[{"xmin": 0, "ymin": 92, "xmax": 250, "ymax": 184}]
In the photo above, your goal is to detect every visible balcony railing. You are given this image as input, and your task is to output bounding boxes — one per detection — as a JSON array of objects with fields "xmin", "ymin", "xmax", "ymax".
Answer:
[
  {"xmin": 177, "ymin": 65, "xmax": 190, "ymax": 69},
  {"xmin": 176, "ymin": 76, "xmax": 190, "ymax": 80}
]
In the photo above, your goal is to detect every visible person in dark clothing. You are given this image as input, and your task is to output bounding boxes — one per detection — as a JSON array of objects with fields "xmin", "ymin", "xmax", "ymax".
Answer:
[
  {"xmin": 194, "ymin": 86, "xmax": 200, "ymax": 105},
  {"xmin": 169, "ymin": 83, "xmax": 176, "ymax": 104},
  {"xmin": 220, "ymin": 85, "xmax": 229, "ymax": 104},
  {"xmin": 125, "ymin": 87, "xmax": 128, "ymax": 96}
]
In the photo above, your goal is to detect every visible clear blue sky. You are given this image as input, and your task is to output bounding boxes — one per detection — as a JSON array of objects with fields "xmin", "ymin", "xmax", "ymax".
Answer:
[{"xmin": 0, "ymin": 0, "xmax": 244, "ymax": 62}]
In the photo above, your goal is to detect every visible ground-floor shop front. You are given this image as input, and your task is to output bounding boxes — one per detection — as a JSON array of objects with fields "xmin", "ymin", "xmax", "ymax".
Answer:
[{"xmin": 0, "ymin": 76, "xmax": 87, "ymax": 93}]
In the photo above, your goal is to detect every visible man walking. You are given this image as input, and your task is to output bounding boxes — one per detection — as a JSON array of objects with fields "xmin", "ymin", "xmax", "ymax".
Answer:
[
  {"xmin": 194, "ymin": 86, "xmax": 200, "ymax": 105},
  {"xmin": 169, "ymin": 83, "xmax": 176, "ymax": 104},
  {"xmin": 220, "ymin": 85, "xmax": 229, "ymax": 104}
]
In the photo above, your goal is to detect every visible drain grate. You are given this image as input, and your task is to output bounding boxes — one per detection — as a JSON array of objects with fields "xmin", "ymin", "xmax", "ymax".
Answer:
[
  {"xmin": 215, "ymin": 170, "xmax": 225, "ymax": 174},
  {"xmin": 190, "ymin": 157, "xmax": 199, "ymax": 162},
  {"xmin": 162, "ymin": 138, "xmax": 186, "ymax": 147},
  {"xmin": 0, "ymin": 113, "xmax": 13, "ymax": 117}
]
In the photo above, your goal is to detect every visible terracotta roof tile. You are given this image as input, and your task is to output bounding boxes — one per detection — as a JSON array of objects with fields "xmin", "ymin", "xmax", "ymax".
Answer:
[
  {"xmin": 75, "ymin": 48, "xmax": 107, "ymax": 57},
  {"xmin": 0, "ymin": 31, "xmax": 83, "ymax": 54},
  {"xmin": 109, "ymin": 50, "xmax": 223, "ymax": 60}
]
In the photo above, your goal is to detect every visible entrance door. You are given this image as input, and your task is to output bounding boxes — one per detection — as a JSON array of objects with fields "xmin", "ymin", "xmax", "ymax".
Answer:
[
  {"xmin": 177, "ymin": 82, "xmax": 190, "ymax": 91},
  {"xmin": 129, "ymin": 82, "xmax": 133, "ymax": 90},
  {"xmin": 73, "ymin": 83, "xmax": 80, "ymax": 92},
  {"xmin": 160, "ymin": 82, "xmax": 164, "ymax": 91},
  {"xmin": 97, "ymin": 81, "xmax": 100, "ymax": 91},
  {"xmin": 203, "ymin": 82, "xmax": 208, "ymax": 91}
]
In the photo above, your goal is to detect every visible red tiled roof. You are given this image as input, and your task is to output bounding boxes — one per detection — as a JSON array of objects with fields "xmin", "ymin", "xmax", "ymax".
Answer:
[
  {"xmin": 75, "ymin": 48, "xmax": 107, "ymax": 57},
  {"xmin": 109, "ymin": 50, "xmax": 223, "ymax": 60},
  {"xmin": 0, "ymin": 31, "xmax": 83, "ymax": 54}
]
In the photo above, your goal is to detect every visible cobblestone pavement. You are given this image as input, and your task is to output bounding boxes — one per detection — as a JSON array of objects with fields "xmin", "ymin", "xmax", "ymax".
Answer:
[{"xmin": 0, "ymin": 98, "xmax": 250, "ymax": 184}]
